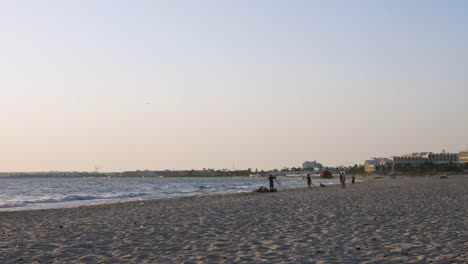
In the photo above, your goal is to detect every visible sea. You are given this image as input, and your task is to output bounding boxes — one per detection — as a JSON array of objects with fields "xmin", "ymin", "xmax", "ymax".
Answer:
[{"xmin": 0, "ymin": 177, "xmax": 338, "ymax": 211}]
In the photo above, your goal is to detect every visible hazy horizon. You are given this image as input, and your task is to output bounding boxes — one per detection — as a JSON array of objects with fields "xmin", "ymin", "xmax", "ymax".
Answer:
[{"xmin": 1, "ymin": 1, "xmax": 467, "ymax": 172}]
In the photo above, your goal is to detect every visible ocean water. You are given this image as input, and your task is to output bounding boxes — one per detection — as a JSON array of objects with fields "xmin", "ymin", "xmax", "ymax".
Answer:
[{"xmin": 0, "ymin": 177, "xmax": 338, "ymax": 211}]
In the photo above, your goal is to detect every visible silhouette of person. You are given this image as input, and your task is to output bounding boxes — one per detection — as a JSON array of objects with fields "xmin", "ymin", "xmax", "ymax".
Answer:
[
  {"xmin": 268, "ymin": 174, "xmax": 276, "ymax": 191},
  {"xmin": 306, "ymin": 173, "xmax": 312, "ymax": 189}
]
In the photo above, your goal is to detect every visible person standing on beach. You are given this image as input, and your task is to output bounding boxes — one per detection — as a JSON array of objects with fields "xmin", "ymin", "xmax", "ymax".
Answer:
[
  {"xmin": 339, "ymin": 172, "xmax": 344, "ymax": 189},
  {"xmin": 268, "ymin": 174, "xmax": 276, "ymax": 191},
  {"xmin": 305, "ymin": 173, "xmax": 312, "ymax": 189},
  {"xmin": 351, "ymin": 174, "xmax": 356, "ymax": 185},
  {"xmin": 342, "ymin": 173, "xmax": 346, "ymax": 188}
]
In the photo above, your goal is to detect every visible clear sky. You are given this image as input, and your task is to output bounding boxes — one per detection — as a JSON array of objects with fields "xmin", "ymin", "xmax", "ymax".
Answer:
[{"xmin": 1, "ymin": 1, "xmax": 467, "ymax": 172}]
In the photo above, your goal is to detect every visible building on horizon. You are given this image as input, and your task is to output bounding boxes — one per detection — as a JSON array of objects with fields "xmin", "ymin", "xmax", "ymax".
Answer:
[
  {"xmin": 302, "ymin": 160, "xmax": 323, "ymax": 173},
  {"xmin": 392, "ymin": 151, "xmax": 459, "ymax": 166},
  {"xmin": 459, "ymin": 150, "xmax": 468, "ymax": 164},
  {"xmin": 364, "ymin": 158, "xmax": 393, "ymax": 173}
]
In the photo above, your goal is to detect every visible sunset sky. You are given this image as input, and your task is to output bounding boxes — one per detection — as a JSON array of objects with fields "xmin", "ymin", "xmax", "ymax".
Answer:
[{"xmin": 1, "ymin": 1, "xmax": 467, "ymax": 172}]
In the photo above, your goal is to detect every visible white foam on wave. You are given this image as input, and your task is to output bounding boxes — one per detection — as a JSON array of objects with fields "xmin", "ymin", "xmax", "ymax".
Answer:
[{"xmin": 0, "ymin": 193, "xmax": 148, "ymax": 209}]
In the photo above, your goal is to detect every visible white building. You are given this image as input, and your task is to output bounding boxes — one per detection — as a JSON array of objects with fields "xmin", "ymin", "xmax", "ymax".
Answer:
[
  {"xmin": 364, "ymin": 158, "xmax": 393, "ymax": 173},
  {"xmin": 302, "ymin": 160, "xmax": 323, "ymax": 172}
]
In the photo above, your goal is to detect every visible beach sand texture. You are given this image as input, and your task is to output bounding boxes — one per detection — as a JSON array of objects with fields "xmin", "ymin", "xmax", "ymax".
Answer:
[{"xmin": 0, "ymin": 177, "xmax": 466, "ymax": 263}]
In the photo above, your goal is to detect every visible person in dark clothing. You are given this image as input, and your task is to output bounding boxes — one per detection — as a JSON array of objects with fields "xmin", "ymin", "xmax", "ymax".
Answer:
[
  {"xmin": 342, "ymin": 173, "xmax": 346, "ymax": 188},
  {"xmin": 268, "ymin": 174, "xmax": 276, "ymax": 191},
  {"xmin": 339, "ymin": 172, "xmax": 344, "ymax": 189},
  {"xmin": 305, "ymin": 173, "xmax": 312, "ymax": 189},
  {"xmin": 351, "ymin": 174, "xmax": 356, "ymax": 185}
]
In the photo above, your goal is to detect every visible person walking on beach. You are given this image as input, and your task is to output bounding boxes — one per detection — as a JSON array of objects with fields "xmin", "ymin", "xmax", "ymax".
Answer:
[
  {"xmin": 342, "ymin": 173, "xmax": 346, "ymax": 188},
  {"xmin": 339, "ymin": 172, "xmax": 344, "ymax": 189},
  {"xmin": 268, "ymin": 174, "xmax": 276, "ymax": 191},
  {"xmin": 351, "ymin": 174, "xmax": 356, "ymax": 185},
  {"xmin": 305, "ymin": 173, "xmax": 312, "ymax": 189}
]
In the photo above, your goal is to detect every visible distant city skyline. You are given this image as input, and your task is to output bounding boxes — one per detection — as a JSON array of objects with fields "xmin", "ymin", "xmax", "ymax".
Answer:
[{"xmin": 1, "ymin": 1, "xmax": 467, "ymax": 172}]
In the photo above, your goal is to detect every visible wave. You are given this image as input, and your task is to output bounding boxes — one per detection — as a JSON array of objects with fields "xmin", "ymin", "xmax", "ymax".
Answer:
[
  {"xmin": 0, "ymin": 178, "xmax": 340, "ymax": 210},
  {"xmin": 0, "ymin": 193, "xmax": 148, "ymax": 209}
]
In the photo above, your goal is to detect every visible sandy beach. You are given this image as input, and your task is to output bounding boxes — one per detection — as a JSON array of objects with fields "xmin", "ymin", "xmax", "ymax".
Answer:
[{"xmin": 0, "ymin": 177, "xmax": 466, "ymax": 263}]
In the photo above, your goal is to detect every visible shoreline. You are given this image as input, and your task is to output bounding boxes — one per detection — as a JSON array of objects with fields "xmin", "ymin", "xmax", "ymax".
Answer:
[
  {"xmin": 0, "ymin": 176, "xmax": 342, "ymax": 212},
  {"xmin": 0, "ymin": 179, "xmax": 340, "ymax": 214},
  {"xmin": 1, "ymin": 174, "xmax": 466, "ymax": 213}
]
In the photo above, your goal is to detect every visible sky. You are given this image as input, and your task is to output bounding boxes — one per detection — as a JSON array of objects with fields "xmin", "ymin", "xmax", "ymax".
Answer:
[{"xmin": 1, "ymin": 0, "xmax": 467, "ymax": 172}]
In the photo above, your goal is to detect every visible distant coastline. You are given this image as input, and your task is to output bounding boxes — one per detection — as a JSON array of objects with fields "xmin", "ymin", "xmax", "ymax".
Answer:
[
  {"xmin": 1, "ymin": 168, "xmax": 466, "ymax": 179},
  {"xmin": 0, "ymin": 170, "xmax": 255, "ymax": 179}
]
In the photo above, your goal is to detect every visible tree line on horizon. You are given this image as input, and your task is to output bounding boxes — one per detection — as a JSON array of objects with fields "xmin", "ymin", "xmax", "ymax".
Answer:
[{"xmin": 1, "ymin": 162, "xmax": 466, "ymax": 178}]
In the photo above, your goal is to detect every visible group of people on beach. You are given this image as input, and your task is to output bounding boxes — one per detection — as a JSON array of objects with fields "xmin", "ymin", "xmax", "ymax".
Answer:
[
  {"xmin": 263, "ymin": 172, "xmax": 356, "ymax": 193},
  {"xmin": 339, "ymin": 172, "xmax": 356, "ymax": 188},
  {"xmin": 254, "ymin": 174, "xmax": 280, "ymax": 193}
]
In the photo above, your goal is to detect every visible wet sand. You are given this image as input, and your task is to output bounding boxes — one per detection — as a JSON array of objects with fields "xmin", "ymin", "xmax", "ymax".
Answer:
[{"xmin": 0, "ymin": 177, "xmax": 466, "ymax": 263}]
